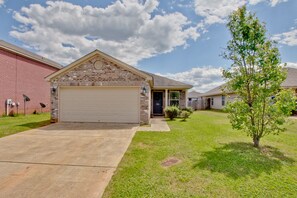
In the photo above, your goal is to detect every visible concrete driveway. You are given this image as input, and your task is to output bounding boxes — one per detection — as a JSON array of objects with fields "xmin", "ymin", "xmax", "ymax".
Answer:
[{"xmin": 0, "ymin": 123, "xmax": 137, "ymax": 198}]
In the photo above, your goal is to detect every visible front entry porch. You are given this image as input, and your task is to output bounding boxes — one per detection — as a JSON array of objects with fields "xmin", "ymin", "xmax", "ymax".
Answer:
[
  {"xmin": 152, "ymin": 91, "xmax": 164, "ymax": 115},
  {"xmin": 151, "ymin": 89, "xmax": 187, "ymax": 117}
]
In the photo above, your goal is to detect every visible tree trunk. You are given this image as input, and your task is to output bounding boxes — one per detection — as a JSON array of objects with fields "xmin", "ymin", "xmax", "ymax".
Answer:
[{"xmin": 253, "ymin": 137, "xmax": 260, "ymax": 147}]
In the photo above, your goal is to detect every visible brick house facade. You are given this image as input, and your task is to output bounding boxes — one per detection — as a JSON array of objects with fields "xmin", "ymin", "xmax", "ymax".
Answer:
[{"xmin": 0, "ymin": 40, "xmax": 61, "ymax": 115}]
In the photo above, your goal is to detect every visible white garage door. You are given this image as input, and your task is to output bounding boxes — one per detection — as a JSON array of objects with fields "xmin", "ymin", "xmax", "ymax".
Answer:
[{"xmin": 59, "ymin": 87, "xmax": 140, "ymax": 123}]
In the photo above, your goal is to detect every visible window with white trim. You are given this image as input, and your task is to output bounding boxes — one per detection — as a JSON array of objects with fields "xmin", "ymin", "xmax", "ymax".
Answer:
[{"xmin": 169, "ymin": 91, "xmax": 180, "ymax": 106}]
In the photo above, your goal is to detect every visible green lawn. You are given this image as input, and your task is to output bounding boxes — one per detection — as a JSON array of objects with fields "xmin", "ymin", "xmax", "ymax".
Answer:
[
  {"xmin": 103, "ymin": 111, "xmax": 297, "ymax": 198},
  {"xmin": 0, "ymin": 113, "xmax": 51, "ymax": 138}
]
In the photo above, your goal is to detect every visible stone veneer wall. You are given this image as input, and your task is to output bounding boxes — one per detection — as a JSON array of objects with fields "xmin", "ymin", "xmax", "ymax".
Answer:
[
  {"xmin": 179, "ymin": 90, "xmax": 186, "ymax": 109},
  {"xmin": 50, "ymin": 55, "xmax": 150, "ymax": 124}
]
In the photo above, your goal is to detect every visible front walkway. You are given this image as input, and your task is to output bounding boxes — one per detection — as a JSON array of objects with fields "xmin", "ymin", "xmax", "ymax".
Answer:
[{"xmin": 138, "ymin": 117, "xmax": 170, "ymax": 132}]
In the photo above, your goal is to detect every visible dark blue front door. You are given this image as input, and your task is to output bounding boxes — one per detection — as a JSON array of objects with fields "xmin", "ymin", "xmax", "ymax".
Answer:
[{"xmin": 153, "ymin": 92, "xmax": 163, "ymax": 115}]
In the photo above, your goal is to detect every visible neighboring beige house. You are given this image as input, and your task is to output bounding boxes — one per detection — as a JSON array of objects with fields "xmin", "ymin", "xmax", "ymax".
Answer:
[
  {"xmin": 45, "ymin": 50, "xmax": 192, "ymax": 125},
  {"xmin": 200, "ymin": 85, "xmax": 237, "ymax": 110},
  {"xmin": 199, "ymin": 67, "xmax": 297, "ymax": 110}
]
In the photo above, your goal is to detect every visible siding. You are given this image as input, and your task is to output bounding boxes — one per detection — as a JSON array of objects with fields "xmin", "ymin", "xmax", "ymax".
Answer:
[
  {"xmin": 209, "ymin": 94, "xmax": 237, "ymax": 110},
  {"xmin": 0, "ymin": 49, "xmax": 59, "ymax": 115}
]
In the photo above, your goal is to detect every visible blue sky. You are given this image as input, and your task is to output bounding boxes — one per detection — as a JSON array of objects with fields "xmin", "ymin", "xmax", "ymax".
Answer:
[{"xmin": 1, "ymin": 0, "xmax": 297, "ymax": 92}]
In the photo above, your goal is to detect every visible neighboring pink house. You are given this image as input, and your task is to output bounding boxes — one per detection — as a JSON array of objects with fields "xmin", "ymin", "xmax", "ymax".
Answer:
[{"xmin": 0, "ymin": 40, "xmax": 61, "ymax": 115}]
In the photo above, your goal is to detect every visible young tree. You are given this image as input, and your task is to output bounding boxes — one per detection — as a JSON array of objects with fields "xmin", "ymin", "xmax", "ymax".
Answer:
[{"xmin": 223, "ymin": 6, "xmax": 296, "ymax": 147}]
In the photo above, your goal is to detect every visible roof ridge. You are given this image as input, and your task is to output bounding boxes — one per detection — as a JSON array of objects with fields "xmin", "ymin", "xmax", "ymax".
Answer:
[{"xmin": 0, "ymin": 40, "xmax": 62, "ymax": 69}]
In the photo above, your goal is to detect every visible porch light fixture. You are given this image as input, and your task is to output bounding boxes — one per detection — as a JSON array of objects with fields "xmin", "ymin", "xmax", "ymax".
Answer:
[
  {"xmin": 141, "ymin": 86, "xmax": 147, "ymax": 95},
  {"xmin": 51, "ymin": 84, "xmax": 58, "ymax": 94}
]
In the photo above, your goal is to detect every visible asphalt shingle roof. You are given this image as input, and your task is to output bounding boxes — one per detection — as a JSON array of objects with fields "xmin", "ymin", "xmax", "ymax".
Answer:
[
  {"xmin": 201, "ymin": 83, "xmax": 229, "ymax": 97},
  {"xmin": 188, "ymin": 91, "xmax": 202, "ymax": 98},
  {"xmin": 142, "ymin": 71, "xmax": 193, "ymax": 89},
  {"xmin": 202, "ymin": 67, "xmax": 297, "ymax": 97},
  {"xmin": 281, "ymin": 67, "xmax": 297, "ymax": 88}
]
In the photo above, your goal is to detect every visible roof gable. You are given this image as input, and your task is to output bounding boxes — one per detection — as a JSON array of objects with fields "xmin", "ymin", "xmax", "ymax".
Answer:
[{"xmin": 45, "ymin": 50, "xmax": 152, "ymax": 82}]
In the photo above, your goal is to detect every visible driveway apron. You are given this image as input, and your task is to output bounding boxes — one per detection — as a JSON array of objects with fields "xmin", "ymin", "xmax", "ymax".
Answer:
[{"xmin": 0, "ymin": 123, "xmax": 137, "ymax": 198}]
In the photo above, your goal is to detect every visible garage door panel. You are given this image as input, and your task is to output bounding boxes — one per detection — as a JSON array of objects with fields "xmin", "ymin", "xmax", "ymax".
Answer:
[{"xmin": 59, "ymin": 87, "xmax": 140, "ymax": 123}]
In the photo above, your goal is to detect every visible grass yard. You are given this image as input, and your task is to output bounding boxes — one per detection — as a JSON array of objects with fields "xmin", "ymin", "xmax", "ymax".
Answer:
[
  {"xmin": 104, "ymin": 111, "xmax": 297, "ymax": 198},
  {"xmin": 0, "ymin": 113, "xmax": 51, "ymax": 138}
]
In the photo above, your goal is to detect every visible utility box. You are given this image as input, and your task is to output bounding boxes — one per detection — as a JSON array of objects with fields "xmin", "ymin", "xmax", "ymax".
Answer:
[
  {"xmin": 5, "ymin": 99, "xmax": 13, "ymax": 116},
  {"xmin": 6, "ymin": 99, "xmax": 12, "ymax": 105}
]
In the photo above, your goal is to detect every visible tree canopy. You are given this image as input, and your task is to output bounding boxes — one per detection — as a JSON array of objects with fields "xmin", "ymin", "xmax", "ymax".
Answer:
[{"xmin": 223, "ymin": 6, "xmax": 296, "ymax": 147}]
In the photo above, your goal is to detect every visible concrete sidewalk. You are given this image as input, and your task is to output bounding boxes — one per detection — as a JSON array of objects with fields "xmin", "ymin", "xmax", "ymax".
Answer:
[{"xmin": 138, "ymin": 117, "xmax": 170, "ymax": 132}]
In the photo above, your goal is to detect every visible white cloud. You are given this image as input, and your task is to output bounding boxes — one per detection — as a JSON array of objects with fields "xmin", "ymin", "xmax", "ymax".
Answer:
[
  {"xmin": 249, "ymin": 0, "xmax": 264, "ymax": 4},
  {"xmin": 0, "ymin": 0, "xmax": 4, "ymax": 6},
  {"xmin": 10, "ymin": 0, "xmax": 199, "ymax": 65},
  {"xmin": 194, "ymin": 0, "xmax": 246, "ymax": 25},
  {"xmin": 249, "ymin": 0, "xmax": 287, "ymax": 6},
  {"xmin": 286, "ymin": 62, "xmax": 297, "ymax": 69},
  {"xmin": 194, "ymin": 0, "xmax": 287, "ymax": 25},
  {"xmin": 273, "ymin": 29, "xmax": 297, "ymax": 46},
  {"xmin": 269, "ymin": 0, "xmax": 288, "ymax": 6},
  {"xmin": 157, "ymin": 66, "xmax": 224, "ymax": 92}
]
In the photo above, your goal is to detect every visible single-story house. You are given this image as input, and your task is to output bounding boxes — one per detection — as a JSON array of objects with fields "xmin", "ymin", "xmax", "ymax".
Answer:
[
  {"xmin": 45, "ymin": 50, "xmax": 192, "ymax": 125},
  {"xmin": 0, "ymin": 40, "xmax": 62, "ymax": 115},
  {"xmin": 198, "ymin": 83, "xmax": 237, "ymax": 110},
  {"xmin": 200, "ymin": 67, "xmax": 297, "ymax": 110}
]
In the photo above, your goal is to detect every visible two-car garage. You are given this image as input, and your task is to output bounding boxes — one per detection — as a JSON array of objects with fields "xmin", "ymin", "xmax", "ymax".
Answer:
[{"xmin": 59, "ymin": 87, "xmax": 140, "ymax": 123}]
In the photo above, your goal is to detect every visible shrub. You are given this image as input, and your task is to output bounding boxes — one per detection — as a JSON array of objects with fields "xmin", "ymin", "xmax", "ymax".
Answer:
[
  {"xmin": 165, "ymin": 106, "xmax": 180, "ymax": 120},
  {"xmin": 182, "ymin": 107, "xmax": 194, "ymax": 114},
  {"xmin": 180, "ymin": 110, "xmax": 190, "ymax": 121}
]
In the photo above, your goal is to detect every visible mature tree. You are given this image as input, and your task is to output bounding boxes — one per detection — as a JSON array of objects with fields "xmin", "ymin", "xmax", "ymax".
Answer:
[{"xmin": 223, "ymin": 6, "xmax": 296, "ymax": 147}]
